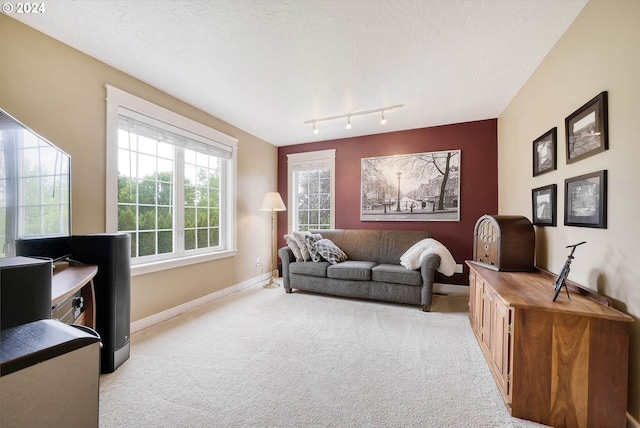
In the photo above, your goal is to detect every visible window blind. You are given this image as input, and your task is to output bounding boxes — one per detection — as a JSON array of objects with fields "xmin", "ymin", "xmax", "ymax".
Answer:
[
  {"xmin": 290, "ymin": 160, "xmax": 331, "ymax": 172},
  {"xmin": 118, "ymin": 108, "xmax": 232, "ymax": 159}
]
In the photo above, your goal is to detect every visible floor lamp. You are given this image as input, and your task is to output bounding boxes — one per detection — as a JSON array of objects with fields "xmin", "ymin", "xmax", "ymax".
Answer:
[{"xmin": 259, "ymin": 192, "xmax": 286, "ymax": 288}]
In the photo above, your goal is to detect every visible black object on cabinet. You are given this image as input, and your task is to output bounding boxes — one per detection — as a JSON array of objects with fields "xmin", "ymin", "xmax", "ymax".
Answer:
[
  {"xmin": 0, "ymin": 257, "xmax": 53, "ymax": 330},
  {"xmin": 71, "ymin": 233, "xmax": 131, "ymax": 373}
]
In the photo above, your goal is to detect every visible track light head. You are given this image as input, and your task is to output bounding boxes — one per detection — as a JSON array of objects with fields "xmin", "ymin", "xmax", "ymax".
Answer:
[
  {"xmin": 380, "ymin": 111, "xmax": 387, "ymax": 125},
  {"xmin": 313, "ymin": 122, "xmax": 319, "ymax": 135},
  {"xmin": 346, "ymin": 116, "xmax": 352, "ymax": 130}
]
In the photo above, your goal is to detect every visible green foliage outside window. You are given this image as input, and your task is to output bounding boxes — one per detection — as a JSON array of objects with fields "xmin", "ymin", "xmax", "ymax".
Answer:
[
  {"xmin": 296, "ymin": 168, "xmax": 331, "ymax": 231},
  {"xmin": 117, "ymin": 163, "xmax": 221, "ymax": 258}
]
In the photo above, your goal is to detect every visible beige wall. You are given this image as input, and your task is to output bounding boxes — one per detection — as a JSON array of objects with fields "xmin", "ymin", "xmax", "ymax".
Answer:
[
  {"xmin": 499, "ymin": 0, "xmax": 640, "ymax": 421},
  {"xmin": 0, "ymin": 16, "xmax": 278, "ymax": 322}
]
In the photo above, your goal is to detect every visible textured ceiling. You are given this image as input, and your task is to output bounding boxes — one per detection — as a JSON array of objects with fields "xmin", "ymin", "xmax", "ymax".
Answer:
[{"xmin": 9, "ymin": 0, "xmax": 588, "ymax": 146}]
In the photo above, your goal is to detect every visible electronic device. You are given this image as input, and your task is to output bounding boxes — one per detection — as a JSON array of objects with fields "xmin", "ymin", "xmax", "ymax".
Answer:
[
  {"xmin": 71, "ymin": 233, "xmax": 131, "ymax": 373},
  {"xmin": 1, "ymin": 109, "xmax": 71, "ymax": 258},
  {"xmin": 472, "ymin": 214, "xmax": 535, "ymax": 271},
  {"xmin": 0, "ymin": 257, "xmax": 53, "ymax": 330},
  {"xmin": 15, "ymin": 236, "xmax": 72, "ymax": 262}
]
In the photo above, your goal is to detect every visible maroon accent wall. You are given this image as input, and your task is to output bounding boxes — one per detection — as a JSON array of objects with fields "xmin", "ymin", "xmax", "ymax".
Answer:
[{"xmin": 277, "ymin": 119, "xmax": 498, "ymax": 284}]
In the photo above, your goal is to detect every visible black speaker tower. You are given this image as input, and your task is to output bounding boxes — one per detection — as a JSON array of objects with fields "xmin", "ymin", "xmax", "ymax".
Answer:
[{"xmin": 71, "ymin": 233, "xmax": 131, "ymax": 373}]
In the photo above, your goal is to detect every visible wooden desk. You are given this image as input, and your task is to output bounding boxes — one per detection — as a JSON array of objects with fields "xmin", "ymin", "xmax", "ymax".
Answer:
[{"xmin": 51, "ymin": 263, "xmax": 98, "ymax": 329}]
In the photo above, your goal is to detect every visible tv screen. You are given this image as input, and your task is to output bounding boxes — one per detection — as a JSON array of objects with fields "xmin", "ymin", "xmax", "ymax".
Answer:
[{"xmin": 0, "ymin": 109, "xmax": 71, "ymax": 258}]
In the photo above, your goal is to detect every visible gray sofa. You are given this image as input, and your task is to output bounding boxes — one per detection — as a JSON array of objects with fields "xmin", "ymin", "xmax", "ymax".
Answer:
[{"xmin": 277, "ymin": 229, "xmax": 441, "ymax": 311}]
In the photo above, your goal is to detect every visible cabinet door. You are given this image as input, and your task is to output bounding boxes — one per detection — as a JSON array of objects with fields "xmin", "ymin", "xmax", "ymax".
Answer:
[
  {"xmin": 490, "ymin": 296, "xmax": 512, "ymax": 398},
  {"xmin": 481, "ymin": 285, "xmax": 493, "ymax": 349},
  {"xmin": 469, "ymin": 271, "xmax": 484, "ymax": 333},
  {"xmin": 469, "ymin": 271, "xmax": 476, "ymax": 324}
]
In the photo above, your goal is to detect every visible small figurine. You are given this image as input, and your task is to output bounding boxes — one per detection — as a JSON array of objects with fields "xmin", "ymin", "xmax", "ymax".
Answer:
[{"xmin": 552, "ymin": 241, "xmax": 586, "ymax": 302}]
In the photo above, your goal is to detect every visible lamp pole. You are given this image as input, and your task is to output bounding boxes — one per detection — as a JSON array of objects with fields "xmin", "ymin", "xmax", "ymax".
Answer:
[
  {"xmin": 259, "ymin": 192, "xmax": 286, "ymax": 289},
  {"xmin": 265, "ymin": 209, "xmax": 279, "ymax": 288},
  {"xmin": 396, "ymin": 171, "xmax": 402, "ymax": 212}
]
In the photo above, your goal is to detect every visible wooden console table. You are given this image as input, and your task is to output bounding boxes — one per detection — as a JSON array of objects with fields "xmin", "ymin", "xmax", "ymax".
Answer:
[
  {"xmin": 466, "ymin": 261, "xmax": 633, "ymax": 428},
  {"xmin": 51, "ymin": 263, "xmax": 98, "ymax": 329}
]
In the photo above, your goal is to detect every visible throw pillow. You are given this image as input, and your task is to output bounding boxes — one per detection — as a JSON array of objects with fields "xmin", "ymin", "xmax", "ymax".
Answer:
[
  {"xmin": 313, "ymin": 238, "xmax": 348, "ymax": 265},
  {"xmin": 304, "ymin": 233, "xmax": 324, "ymax": 262},
  {"xmin": 283, "ymin": 234, "xmax": 303, "ymax": 262},
  {"xmin": 292, "ymin": 230, "xmax": 312, "ymax": 261}
]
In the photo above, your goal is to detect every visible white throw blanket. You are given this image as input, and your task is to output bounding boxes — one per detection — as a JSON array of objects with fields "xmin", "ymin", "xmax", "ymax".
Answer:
[{"xmin": 400, "ymin": 238, "xmax": 457, "ymax": 276}]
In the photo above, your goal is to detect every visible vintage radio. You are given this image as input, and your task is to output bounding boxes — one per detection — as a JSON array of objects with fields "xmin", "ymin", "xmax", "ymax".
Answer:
[{"xmin": 472, "ymin": 214, "xmax": 535, "ymax": 271}]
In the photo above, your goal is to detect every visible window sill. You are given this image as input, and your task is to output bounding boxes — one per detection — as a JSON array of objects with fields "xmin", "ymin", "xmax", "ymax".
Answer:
[{"xmin": 131, "ymin": 249, "xmax": 238, "ymax": 276}]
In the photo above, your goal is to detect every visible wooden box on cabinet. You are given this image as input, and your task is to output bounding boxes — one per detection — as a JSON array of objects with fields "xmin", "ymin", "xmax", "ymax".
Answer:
[
  {"xmin": 472, "ymin": 214, "xmax": 535, "ymax": 271},
  {"xmin": 467, "ymin": 261, "xmax": 632, "ymax": 428}
]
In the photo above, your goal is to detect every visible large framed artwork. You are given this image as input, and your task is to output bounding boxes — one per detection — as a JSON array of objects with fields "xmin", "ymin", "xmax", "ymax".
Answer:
[
  {"xmin": 361, "ymin": 150, "xmax": 460, "ymax": 221},
  {"xmin": 564, "ymin": 170, "xmax": 607, "ymax": 228},
  {"xmin": 565, "ymin": 91, "xmax": 608, "ymax": 164}
]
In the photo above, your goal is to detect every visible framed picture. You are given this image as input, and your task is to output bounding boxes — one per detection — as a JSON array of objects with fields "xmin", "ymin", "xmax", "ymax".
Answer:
[
  {"xmin": 564, "ymin": 170, "xmax": 607, "ymax": 228},
  {"xmin": 565, "ymin": 91, "xmax": 608, "ymax": 164},
  {"xmin": 533, "ymin": 128, "xmax": 557, "ymax": 176},
  {"xmin": 532, "ymin": 184, "xmax": 557, "ymax": 226},
  {"xmin": 360, "ymin": 150, "xmax": 460, "ymax": 221}
]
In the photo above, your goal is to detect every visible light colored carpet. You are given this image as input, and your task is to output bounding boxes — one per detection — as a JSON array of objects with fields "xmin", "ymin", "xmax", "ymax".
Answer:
[{"xmin": 99, "ymin": 285, "xmax": 548, "ymax": 427}]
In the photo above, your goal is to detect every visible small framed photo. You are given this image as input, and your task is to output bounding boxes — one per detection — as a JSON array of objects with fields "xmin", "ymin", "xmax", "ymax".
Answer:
[
  {"xmin": 533, "ymin": 128, "xmax": 557, "ymax": 176},
  {"xmin": 532, "ymin": 184, "xmax": 557, "ymax": 226},
  {"xmin": 565, "ymin": 91, "xmax": 608, "ymax": 164},
  {"xmin": 564, "ymin": 170, "xmax": 607, "ymax": 228}
]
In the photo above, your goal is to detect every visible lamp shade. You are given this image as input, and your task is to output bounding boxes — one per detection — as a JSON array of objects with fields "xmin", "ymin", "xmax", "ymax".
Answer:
[{"xmin": 259, "ymin": 192, "xmax": 286, "ymax": 211}]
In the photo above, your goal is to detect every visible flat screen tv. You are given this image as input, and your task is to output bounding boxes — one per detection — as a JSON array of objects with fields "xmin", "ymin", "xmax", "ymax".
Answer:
[{"xmin": 0, "ymin": 108, "xmax": 71, "ymax": 259}]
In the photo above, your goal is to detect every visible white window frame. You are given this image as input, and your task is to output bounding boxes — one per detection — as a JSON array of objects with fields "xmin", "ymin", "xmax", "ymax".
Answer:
[
  {"xmin": 287, "ymin": 149, "xmax": 336, "ymax": 233},
  {"xmin": 105, "ymin": 85, "xmax": 238, "ymax": 276}
]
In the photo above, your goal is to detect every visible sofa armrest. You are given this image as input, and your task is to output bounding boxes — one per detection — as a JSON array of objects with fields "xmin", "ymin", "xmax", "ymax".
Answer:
[
  {"xmin": 278, "ymin": 246, "xmax": 294, "ymax": 292},
  {"xmin": 420, "ymin": 253, "xmax": 441, "ymax": 311}
]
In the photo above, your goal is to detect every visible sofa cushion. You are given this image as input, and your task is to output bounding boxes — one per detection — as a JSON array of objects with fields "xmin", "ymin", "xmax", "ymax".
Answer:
[
  {"xmin": 305, "ymin": 233, "xmax": 324, "ymax": 262},
  {"xmin": 313, "ymin": 238, "xmax": 348, "ymax": 265},
  {"xmin": 372, "ymin": 264, "xmax": 423, "ymax": 287},
  {"xmin": 327, "ymin": 261, "xmax": 377, "ymax": 281},
  {"xmin": 289, "ymin": 261, "xmax": 330, "ymax": 278},
  {"xmin": 284, "ymin": 234, "xmax": 304, "ymax": 262}
]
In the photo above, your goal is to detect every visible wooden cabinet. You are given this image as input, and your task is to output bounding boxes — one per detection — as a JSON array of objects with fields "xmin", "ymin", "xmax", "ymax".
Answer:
[
  {"xmin": 467, "ymin": 261, "xmax": 632, "ymax": 428},
  {"xmin": 51, "ymin": 263, "xmax": 98, "ymax": 329}
]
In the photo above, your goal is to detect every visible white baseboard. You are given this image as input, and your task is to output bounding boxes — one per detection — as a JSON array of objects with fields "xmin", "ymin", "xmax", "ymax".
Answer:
[
  {"xmin": 130, "ymin": 273, "xmax": 271, "ymax": 334},
  {"xmin": 628, "ymin": 413, "xmax": 640, "ymax": 428},
  {"xmin": 433, "ymin": 282, "xmax": 469, "ymax": 295}
]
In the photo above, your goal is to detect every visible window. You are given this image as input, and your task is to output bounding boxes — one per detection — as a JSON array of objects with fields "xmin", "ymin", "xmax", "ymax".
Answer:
[
  {"xmin": 106, "ymin": 86, "xmax": 237, "ymax": 275},
  {"xmin": 287, "ymin": 150, "xmax": 335, "ymax": 232}
]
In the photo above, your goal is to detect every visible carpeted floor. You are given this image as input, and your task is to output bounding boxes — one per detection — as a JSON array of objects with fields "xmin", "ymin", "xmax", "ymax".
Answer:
[{"xmin": 99, "ymin": 284, "xmax": 549, "ymax": 427}]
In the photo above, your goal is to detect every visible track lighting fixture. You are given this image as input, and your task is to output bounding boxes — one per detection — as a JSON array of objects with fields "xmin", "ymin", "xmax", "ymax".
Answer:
[{"xmin": 304, "ymin": 104, "xmax": 402, "ymax": 135}]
